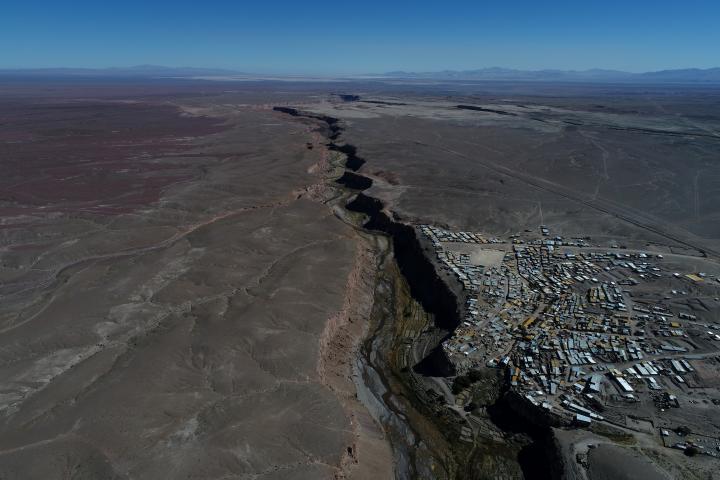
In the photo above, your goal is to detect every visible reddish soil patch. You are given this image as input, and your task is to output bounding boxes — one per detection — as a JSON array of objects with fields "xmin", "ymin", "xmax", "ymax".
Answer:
[{"xmin": 0, "ymin": 100, "xmax": 225, "ymax": 215}]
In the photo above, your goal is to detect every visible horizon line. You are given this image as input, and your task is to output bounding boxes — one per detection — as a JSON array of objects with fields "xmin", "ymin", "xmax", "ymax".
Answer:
[{"xmin": 1, "ymin": 64, "xmax": 720, "ymax": 76}]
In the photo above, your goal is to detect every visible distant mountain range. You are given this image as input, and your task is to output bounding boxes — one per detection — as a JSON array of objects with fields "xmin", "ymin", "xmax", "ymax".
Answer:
[
  {"xmin": 1, "ymin": 65, "xmax": 720, "ymax": 84},
  {"xmin": 379, "ymin": 67, "xmax": 720, "ymax": 83},
  {"xmin": 0, "ymin": 65, "xmax": 242, "ymax": 77}
]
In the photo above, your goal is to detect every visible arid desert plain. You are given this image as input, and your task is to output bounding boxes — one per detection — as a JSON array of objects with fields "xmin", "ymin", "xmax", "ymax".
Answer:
[{"xmin": 1, "ymin": 77, "xmax": 720, "ymax": 479}]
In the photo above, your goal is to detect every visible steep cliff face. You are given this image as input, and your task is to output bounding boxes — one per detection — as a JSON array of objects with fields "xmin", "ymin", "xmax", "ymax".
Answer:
[
  {"xmin": 328, "ymin": 143, "xmax": 366, "ymax": 171},
  {"xmin": 335, "ymin": 171, "xmax": 373, "ymax": 190},
  {"xmin": 338, "ymin": 147, "xmax": 567, "ymax": 479},
  {"xmin": 345, "ymin": 192, "xmax": 383, "ymax": 216},
  {"xmin": 272, "ymin": 107, "xmax": 342, "ymax": 139},
  {"xmin": 346, "ymin": 195, "xmax": 460, "ymax": 333},
  {"xmin": 500, "ymin": 391, "xmax": 570, "ymax": 430},
  {"xmin": 348, "ymin": 196, "xmax": 461, "ymax": 378},
  {"xmin": 273, "ymin": 104, "xmax": 566, "ymax": 480},
  {"xmin": 484, "ymin": 390, "xmax": 568, "ymax": 480}
]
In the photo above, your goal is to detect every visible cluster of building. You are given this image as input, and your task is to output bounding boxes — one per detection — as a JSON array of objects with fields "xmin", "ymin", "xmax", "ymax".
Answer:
[
  {"xmin": 421, "ymin": 225, "xmax": 493, "ymax": 245},
  {"xmin": 420, "ymin": 225, "xmax": 496, "ymax": 292},
  {"xmin": 419, "ymin": 224, "xmax": 720, "ymax": 434}
]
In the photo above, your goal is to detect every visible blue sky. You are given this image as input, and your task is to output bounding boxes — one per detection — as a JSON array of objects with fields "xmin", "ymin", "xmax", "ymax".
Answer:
[{"xmin": 2, "ymin": 0, "xmax": 719, "ymax": 74}]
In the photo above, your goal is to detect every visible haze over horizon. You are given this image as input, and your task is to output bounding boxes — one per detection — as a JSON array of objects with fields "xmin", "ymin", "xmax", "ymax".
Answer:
[
  {"xmin": 3, "ymin": 0, "xmax": 719, "ymax": 75},
  {"xmin": 3, "ymin": 1, "xmax": 720, "ymax": 479}
]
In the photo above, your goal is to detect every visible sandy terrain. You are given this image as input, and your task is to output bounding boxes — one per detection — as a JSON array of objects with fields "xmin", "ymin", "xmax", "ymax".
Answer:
[
  {"xmin": 3, "ymin": 77, "xmax": 720, "ymax": 479},
  {"xmin": 0, "ymin": 85, "xmax": 391, "ymax": 479},
  {"xmin": 442, "ymin": 244, "xmax": 507, "ymax": 268},
  {"xmin": 306, "ymin": 90, "xmax": 720, "ymax": 257}
]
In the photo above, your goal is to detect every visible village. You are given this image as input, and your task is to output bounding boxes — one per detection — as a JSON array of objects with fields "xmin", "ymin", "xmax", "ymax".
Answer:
[{"xmin": 420, "ymin": 224, "xmax": 720, "ymax": 457}]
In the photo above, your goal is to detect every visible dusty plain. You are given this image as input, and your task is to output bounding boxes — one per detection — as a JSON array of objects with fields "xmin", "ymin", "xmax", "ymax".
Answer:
[
  {"xmin": 0, "ymin": 80, "xmax": 393, "ymax": 479},
  {"xmin": 1, "ymin": 77, "xmax": 720, "ymax": 479}
]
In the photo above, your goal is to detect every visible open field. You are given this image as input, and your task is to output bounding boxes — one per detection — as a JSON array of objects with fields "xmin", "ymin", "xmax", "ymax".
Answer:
[
  {"xmin": 1, "ymin": 77, "xmax": 720, "ymax": 479},
  {"xmin": 0, "ymin": 82, "xmax": 393, "ymax": 479},
  {"xmin": 307, "ymin": 89, "xmax": 720, "ymax": 256}
]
